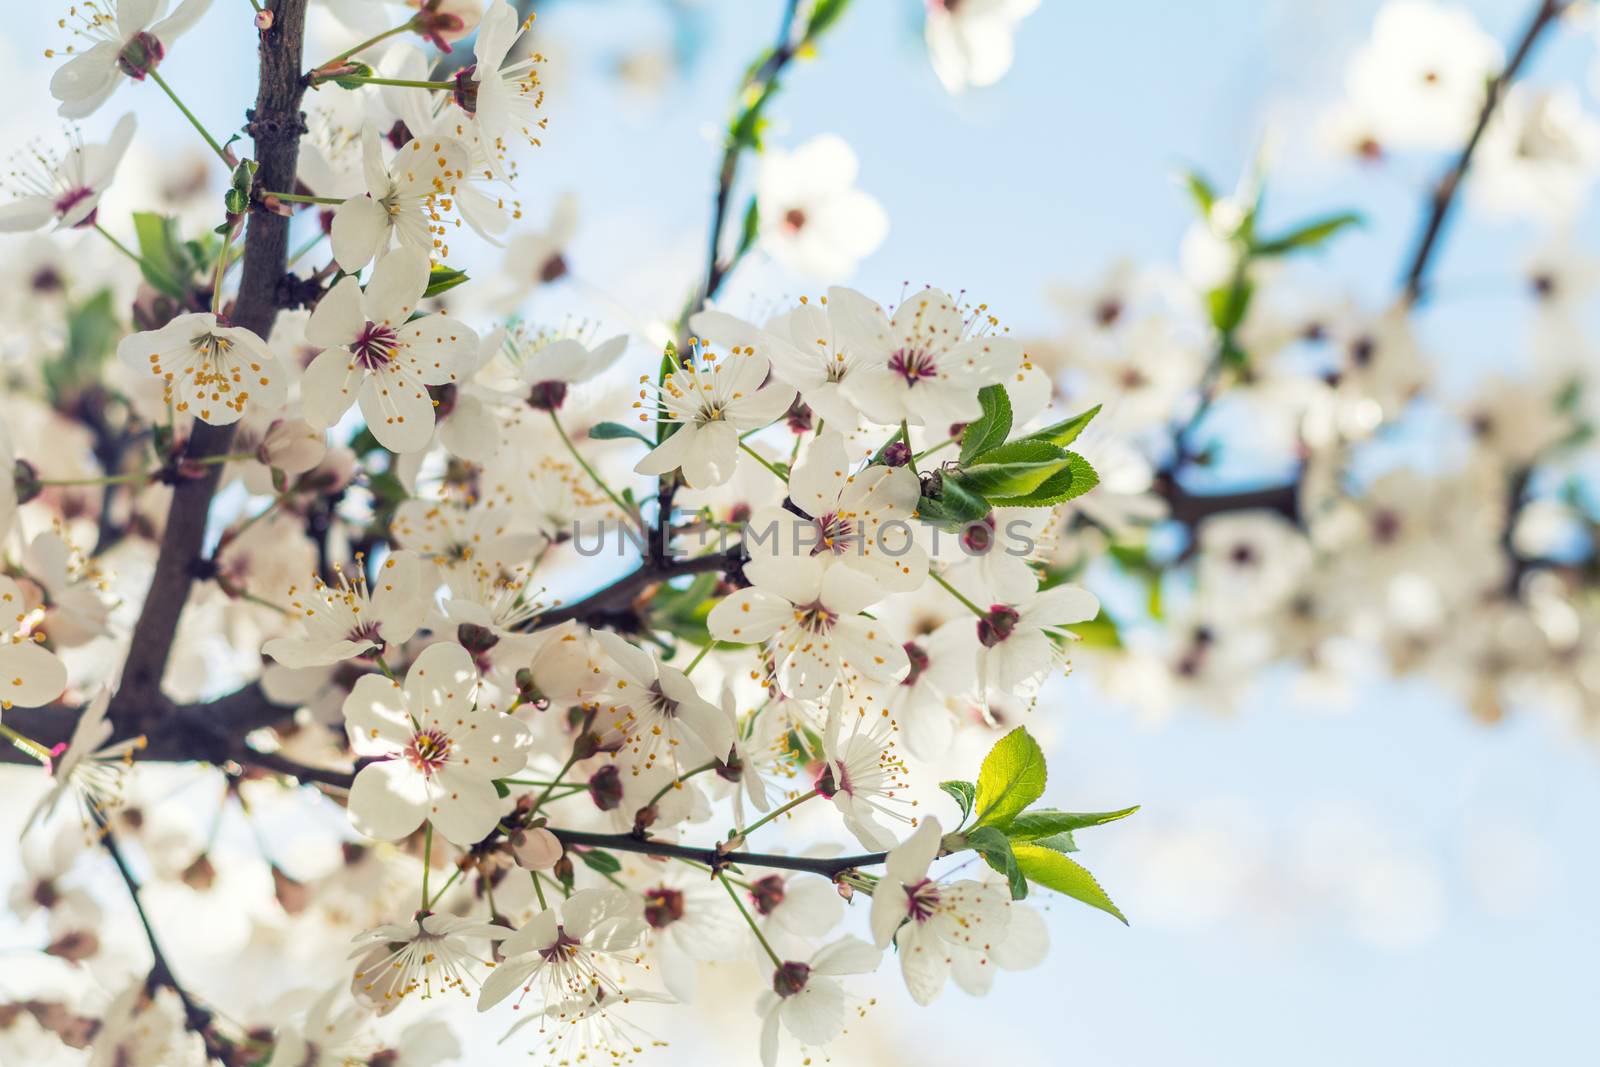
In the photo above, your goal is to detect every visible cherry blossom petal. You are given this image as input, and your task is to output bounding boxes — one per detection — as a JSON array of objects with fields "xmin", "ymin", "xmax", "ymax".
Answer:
[{"xmin": 348, "ymin": 759, "xmax": 429, "ymax": 841}]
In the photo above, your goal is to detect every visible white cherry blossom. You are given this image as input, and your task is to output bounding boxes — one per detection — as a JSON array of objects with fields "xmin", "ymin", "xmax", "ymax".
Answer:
[
  {"xmin": 0, "ymin": 113, "xmax": 136, "ymax": 232},
  {"xmin": 116, "ymin": 312, "xmax": 287, "ymax": 426}
]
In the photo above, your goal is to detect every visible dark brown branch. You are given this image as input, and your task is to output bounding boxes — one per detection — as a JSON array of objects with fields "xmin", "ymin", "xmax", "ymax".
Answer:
[
  {"xmin": 548, "ymin": 828, "xmax": 886, "ymax": 879},
  {"xmin": 520, "ymin": 546, "xmax": 742, "ymax": 631},
  {"xmin": 97, "ymin": 817, "xmax": 228, "ymax": 1060},
  {"xmin": 1401, "ymin": 0, "xmax": 1570, "ymax": 305},
  {"xmin": 112, "ymin": 0, "xmax": 311, "ymax": 729},
  {"xmin": 1157, "ymin": 476, "xmax": 1300, "ymax": 527}
]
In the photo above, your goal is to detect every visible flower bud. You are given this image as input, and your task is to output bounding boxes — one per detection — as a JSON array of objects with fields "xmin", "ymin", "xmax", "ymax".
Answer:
[
  {"xmin": 976, "ymin": 604, "xmax": 1021, "ymax": 647},
  {"xmin": 642, "ymin": 886, "xmax": 685, "ymax": 928},
  {"xmin": 511, "ymin": 826, "xmax": 563, "ymax": 870},
  {"xmin": 588, "ymin": 764, "xmax": 624, "ymax": 810},
  {"xmin": 749, "ymin": 875, "xmax": 786, "ymax": 916},
  {"xmin": 881, "ymin": 441, "xmax": 912, "ymax": 468},
  {"xmin": 526, "ymin": 379, "xmax": 569, "ymax": 411}
]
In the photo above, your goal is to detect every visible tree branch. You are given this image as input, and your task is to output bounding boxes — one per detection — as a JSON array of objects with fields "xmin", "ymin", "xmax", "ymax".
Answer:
[
  {"xmin": 112, "ymin": 0, "xmax": 311, "ymax": 730},
  {"xmin": 1400, "ymin": 0, "xmax": 1570, "ymax": 306},
  {"xmin": 548, "ymin": 827, "xmax": 886, "ymax": 879}
]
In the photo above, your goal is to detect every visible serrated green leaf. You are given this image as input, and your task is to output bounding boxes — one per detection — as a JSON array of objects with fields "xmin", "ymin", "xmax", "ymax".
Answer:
[
  {"xmin": 589, "ymin": 421, "xmax": 655, "ymax": 446},
  {"xmin": 422, "ymin": 265, "xmax": 469, "ymax": 299},
  {"xmin": 973, "ymin": 726, "xmax": 1047, "ymax": 829},
  {"xmin": 966, "ymin": 825, "xmax": 1028, "ymax": 900},
  {"xmin": 575, "ymin": 849, "xmax": 622, "ymax": 875},
  {"xmin": 1030, "ymin": 831, "xmax": 1078, "ymax": 853},
  {"xmin": 959, "ymin": 384, "xmax": 1012, "ymax": 464},
  {"xmin": 987, "ymin": 451, "xmax": 1099, "ymax": 507},
  {"xmin": 1007, "ymin": 806, "xmax": 1139, "ymax": 841},
  {"xmin": 1016, "ymin": 403, "xmax": 1101, "ymax": 450},
  {"xmin": 1254, "ymin": 211, "xmax": 1362, "ymax": 256},
  {"xmin": 1013, "ymin": 845, "xmax": 1127, "ymax": 924},
  {"xmin": 952, "ymin": 440, "xmax": 1069, "ymax": 498},
  {"xmin": 939, "ymin": 780, "xmax": 976, "ymax": 824}
]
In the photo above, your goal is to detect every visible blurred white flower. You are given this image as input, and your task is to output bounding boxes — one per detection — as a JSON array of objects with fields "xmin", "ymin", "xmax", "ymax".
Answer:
[
  {"xmin": 1472, "ymin": 88, "xmax": 1600, "ymax": 221},
  {"xmin": 756, "ymin": 134, "xmax": 887, "ymax": 280},
  {"xmin": 49, "ymin": 0, "xmax": 213, "ymax": 119},
  {"xmin": 925, "ymin": 0, "xmax": 1041, "ymax": 94}
]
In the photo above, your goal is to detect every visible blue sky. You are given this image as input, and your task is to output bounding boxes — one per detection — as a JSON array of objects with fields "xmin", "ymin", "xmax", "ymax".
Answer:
[{"xmin": 3, "ymin": 1, "xmax": 1598, "ymax": 1063}]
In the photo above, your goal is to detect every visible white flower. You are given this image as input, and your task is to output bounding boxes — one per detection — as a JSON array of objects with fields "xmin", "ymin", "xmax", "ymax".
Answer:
[
  {"xmin": 22, "ymin": 530, "xmax": 113, "ymax": 647},
  {"xmin": 301, "ymin": 247, "xmax": 479, "ymax": 453},
  {"xmin": 116, "ymin": 312, "xmax": 287, "ymax": 426},
  {"xmin": 868, "ymin": 817, "xmax": 1010, "ymax": 1004},
  {"xmin": 0, "ymin": 575, "xmax": 68, "ymax": 711},
  {"xmin": 1344, "ymin": 0, "xmax": 1502, "ymax": 151},
  {"xmin": 477, "ymin": 888, "xmax": 648, "ymax": 1011},
  {"xmin": 229, "ymin": 413, "xmax": 327, "ymax": 495},
  {"xmin": 966, "ymin": 581, "xmax": 1100, "ymax": 698},
  {"xmin": 746, "ymin": 868, "xmax": 844, "ymax": 955},
  {"xmin": 330, "ymin": 129, "xmax": 469, "ymax": 271},
  {"xmin": 0, "ymin": 427, "xmax": 15, "ymax": 538},
  {"xmin": 350, "ymin": 911, "xmax": 508, "ymax": 1012},
  {"xmin": 1196, "ymin": 511, "xmax": 1314, "ymax": 621},
  {"xmin": 24, "ymin": 688, "xmax": 144, "ymax": 835},
  {"xmin": 390, "ymin": 493, "xmax": 538, "ymax": 581},
  {"xmin": 445, "ymin": 0, "xmax": 546, "ymax": 181},
  {"xmin": 924, "ymin": 0, "xmax": 1040, "ymax": 94},
  {"xmin": 633, "ymin": 321, "xmax": 796, "ymax": 488},
  {"xmin": 743, "ymin": 430, "xmax": 928, "ymax": 596},
  {"xmin": 342, "ymin": 641, "xmax": 531, "ymax": 845},
  {"xmin": 495, "ymin": 190, "xmax": 577, "ymax": 302},
  {"xmin": 263, "ymin": 988, "xmax": 371, "ymax": 1067},
  {"xmin": 819, "ymin": 689, "xmax": 911, "ymax": 850},
  {"xmin": 755, "ymin": 135, "xmax": 887, "ymax": 280},
  {"xmin": 0, "ymin": 113, "xmax": 136, "ymax": 232},
  {"xmin": 1472, "ymin": 88, "xmax": 1600, "ymax": 222},
  {"xmin": 833, "ymin": 287, "xmax": 1016, "ymax": 429},
  {"xmin": 640, "ymin": 866, "xmax": 750, "ymax": 1001},
  {"xmin": 756, "ymin": 936, "xmax": 881, "ymax": 1067},
  {"xmin": 707, "ymin": 554, "xmax": 908, "ymax": 702},
  {"xmin": 593, "ymin": 629, "xmax": 736, "ymax": 772},
  {"xmin": 262, "ymin": 550, "xmax": 430, "ymax": 669},
  {"xmin": 518, "ymin": 333, "xmax": 629, "ymax": 410},
  {"xmin": 49, "ymin": 0, "xmax": 213, "ymax": 118},
  {"xmin": 746, "ymin": 290, "xmax": 884, "ymax": 429}
]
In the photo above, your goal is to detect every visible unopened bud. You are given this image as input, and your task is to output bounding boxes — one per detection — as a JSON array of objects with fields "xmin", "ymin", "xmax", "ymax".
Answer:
[
  {"xmin": 772, "ymin": 960, "xmax": 811, "ymax": 998},
  {"xmin": 976, "ymin": 604, "xmax": 1021, "ymax": 648},
  {"xmin": 511, "ymin": 827, "xmax": 563, "ymax": 870},
  {"xmin": 881, "ymin": 441, "xmax": 912, "ymax": 467},
  {"xmin": 254, "ymin": 9, "xmax": 274, "ymax": 30},
  {"xmin": 588, "ymin": 764, "xmax": 624, "ymax": 810}
]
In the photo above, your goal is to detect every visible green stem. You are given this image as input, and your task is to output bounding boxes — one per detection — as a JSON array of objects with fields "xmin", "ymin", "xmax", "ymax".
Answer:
[
  {"xmin": 420, "ymin": 823, "xmax": 433, "ymax": 912},
  {"xmin": 38, "ymin": 470, "xmax": 149, "ymax": 488},
  {"xmin": 335, "ymin": 76, "xmax": 455, "ymax": 90},
  {"xmin": 646, "ymin": 761, "xmax": 716, "ymax": 810},
  {"xmin": 285, "ymin": 229, "xmax": 327, "ymax": 268},
  {"xmin": 931, "ymin": 568, "xmax": 987, "ymax": 618},
  {"xmin": 316, "ymin": 20, "xmax": 415, "ymax": 68},
  {"xmin": 915, "ymin": 437, "xmax": 958, "ymax": 462},
  {"xmin": 530, "ymin": 750, "xmax": 581, "ymax": 815},
  {"xmin": 550, "ymin": 410, "xmax": 634, "ymax": 518},
  {"xmin": 265, "ymin": 191, "xmax": 343, "ymax": 206},
  {"xmin": 531, "ymin": 870, "xmax": 548, "ymax": 910},
  {"xmin": 148, "ymin": 70, "xmax": 230, "ymax": 165},
  {"xmin": 900, "ymin": 421, "xmax": 919, "ymax": 475},
  {"xmin": 93, "ymin": 224, "xmax": 182, "ymax": 294},
  {"xmin": 211, "ymin": 220, "xmax": 236, "ymax": 316},
  {"xmin": 720, "ymin": 872, "xmax": 782, "ymax": 968},
  {"xmin": 682, "ymin": 640, "xmax": 717, "ymax": 676},
  {"xmin": 739, "ymin": 440, "xmax": 788, "ymax": 482},
  {"xmin": 732, "ymin": 790, "xmax": 815, "ymax": 841},
  {"xmin": 426, "ymin": 863, "xmax": 462, "ymax": 909}
]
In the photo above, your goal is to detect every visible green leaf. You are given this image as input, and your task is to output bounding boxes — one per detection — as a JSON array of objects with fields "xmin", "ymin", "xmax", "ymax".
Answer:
[
  {"xmin": 575, "ymin": 849, "xmax": 622, "ymax": 875},
  {"xmin": 1013, "ymin": 845, "xmax": 1127, "ymax": 924},
  {"xmin": 1254, "ymin": 211, "xmax": 1362, "ymax": 256},
  {"xmin": 1030, "ymin": 831, "xmax": 1078, "ymax": 853},
  {"xmin": 804, "ymin": 0, "xmax": 851, "ymax": 39},
  {"xmin": 959, "ymin": 384, "xmax": 1013, "ymax": 464},
  {"xmin": 966, "ymin": 826, "xmax": 1028, "ymax": 901},
  {"xmin": 44, "ymin": 290, "xmax": 121, "ymax": 403},
  {"xmin": 973, "ymin": 726, "xmax": 1047, "ymax": 829},
  {"xmin": 987, "ymin": 451, "xmax": 1099, "ymax": 507},
  {"xmin": 1016, "ymin": 403, "xmax": 1100, "ymax": 450},
  {"xmin": 951, "ymin": 440, "xmax": 1069, "ymax": 498},
  {"xmin": 331, "ymin": 62, "xmax": 375, "ymax": 89},
  {"xmin": 131, "ymin": 212, "xmax": 194, "ymax": 299},
  {"xmin": 1072, "ymin": 610, "xmax": 1122, "ymax": 649},
  {"xmin": 737, "ymin": 197, "xmax": 761, "ymax": 256},
  {"xmin": 422, "ymin": 265, "xmax": 469, "ymax": 299},
  {"xmin": 1182, "ymin": 170, "xmax": 1217, "ymax": 217},
  {"xmin": 1206, "ymin": 279, "xmax": 1253, "ymax": 336},
  {"xmin": 939, "ymin": 780, "xmax": 976, "ymax": 825},
  {"xmin": 1007, "ymin": 806, "xmax": 1139, "ymax": 841},
  {"xmin": 589, "ymin": 421, "xmax": 655, "ymax": 446},
  {"xmin": 916, "ymin": 474, "xmax": 991, "ymax": 532},
  {"xmin": 492, "ymin": 779, "xmax": 511, "ymax": 799}
]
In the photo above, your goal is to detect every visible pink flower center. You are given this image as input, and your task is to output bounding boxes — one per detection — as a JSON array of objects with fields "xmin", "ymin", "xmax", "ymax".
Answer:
[
  {"xmin": 352, "ymin": 322, "xmax": 400, "ymax": 369},
  {"xmin": 52, "ymin": 186, "xmax": 95, "ymax": 224},
  {"xmin": 539, "ymin": 926, "xmax": 582, "ymax": 963},
  {"xmin": 811, "ymin": 512, "xmax": 855, "ymax": 555},
  {"xmin": 887, "ymin": 346, "xmax": 938, "ymax": 386},
  {"xmin": 903, "ymin": 877, "xmax": 941, "ymax": 923},
  {"xmin": 404, "ymin": 728, "xmax": 453, "ymax": 775}
]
